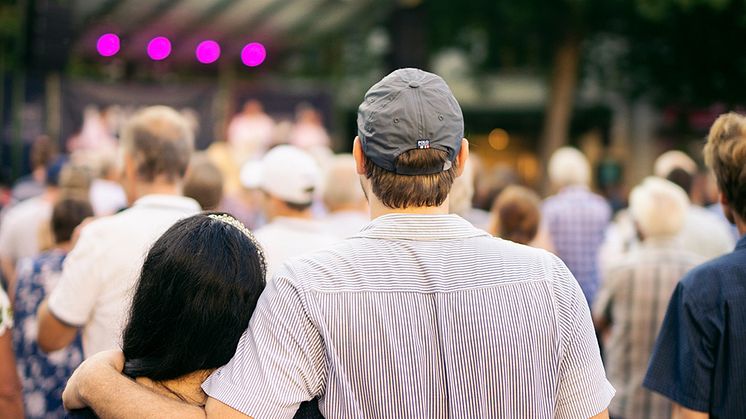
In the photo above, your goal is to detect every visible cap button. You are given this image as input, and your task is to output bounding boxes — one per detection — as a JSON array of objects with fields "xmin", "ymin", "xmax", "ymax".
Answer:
[{"xmin": 408, "ymin": 81, "xmax": 420, "ymax": 88}]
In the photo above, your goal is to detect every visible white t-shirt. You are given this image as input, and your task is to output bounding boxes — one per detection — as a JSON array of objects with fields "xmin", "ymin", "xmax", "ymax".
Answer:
[
  {"xmin": 254, "ymin": 217, "xmax": 339, "ymax": 277},
  {"xmin": 0, "ymin": 195, "xmax": 53, "ymax": 263},
  {"xmin": 48, "ymin": 194, "xmax": 200, "ymax": 357}
]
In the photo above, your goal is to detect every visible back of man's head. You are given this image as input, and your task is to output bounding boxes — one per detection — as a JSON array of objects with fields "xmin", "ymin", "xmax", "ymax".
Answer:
[
  {"xmin": 256, "ymin": 145, "xmax": 321, "ymax": 214},
  {"xmin": 665, "ymin": 167, "xmax": 694, "ymax": 196},
  {"xmin": 654, "ymin": 150, "xmax": 697, "ymax": 179},
  {"xmin": 548, "ymin": 147, "xmax": 591, "ymax": 188},
  {"xmin": 184, "ymin": 154, "xmax": 224, "ymax": 211},
  {"xmin": 322, "ymin": 154, "xmax": 366, "ymax": 213},
  {"xmin": 704, "ymin": 112, "xmax": 746, "ymax": 223},
  {"xmin": 357, "ymin": 68, "xmax": 464, "ymax": 209},
  {"xmin": 120, "ymin": 106, "xmax": 194, "ymax": 184},
  {"xmin": 629, "ymin": 177, "xmax": 689, "ymax": 240}
]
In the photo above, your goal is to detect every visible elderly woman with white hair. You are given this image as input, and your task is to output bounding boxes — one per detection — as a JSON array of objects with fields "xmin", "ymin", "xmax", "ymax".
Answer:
[
  {"xmin": 542, "ymin": 147, "xmax": 612, "ymax": 306},
  {"xmin": 593, "ymin": 177, "xmax": 704, "ymax": 419}
]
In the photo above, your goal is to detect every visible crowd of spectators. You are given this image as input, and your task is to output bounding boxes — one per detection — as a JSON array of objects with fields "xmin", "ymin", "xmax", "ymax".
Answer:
[{"xmin": 0, "ymin": 68, "xmax": 744, "ymax": 418}]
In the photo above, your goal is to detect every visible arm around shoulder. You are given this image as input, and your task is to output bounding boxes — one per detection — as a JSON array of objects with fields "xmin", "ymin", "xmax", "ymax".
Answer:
[{"xmin": 64, "ymin": 350, "xmax": 207, "ymax": 419}]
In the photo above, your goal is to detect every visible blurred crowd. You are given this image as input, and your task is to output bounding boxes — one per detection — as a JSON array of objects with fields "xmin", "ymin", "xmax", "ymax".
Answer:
[{"xmin": 0, "ymin": 90, "xmax": 742, "ymax": 418}]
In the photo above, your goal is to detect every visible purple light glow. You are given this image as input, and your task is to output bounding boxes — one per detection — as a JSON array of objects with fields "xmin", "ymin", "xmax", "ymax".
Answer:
[
  {"xmin": 241, "ymin": 42, "xmax": 266, "ymax": 67},
  {"xmin": 195, "ymin": 40, "xmax": 221, "ymax": 64},
  {"xmin": 147, "ymin": 37, "xmax": 171, "ymax": 61},
  {"xmin": 96, "ymin": 33, "xmax": 120, "ymax": 57}
]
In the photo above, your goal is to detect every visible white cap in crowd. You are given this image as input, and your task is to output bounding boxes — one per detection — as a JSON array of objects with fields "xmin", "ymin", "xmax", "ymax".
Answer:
[
  {"xmin": 629, "ymin": 176, "xmax": 690, "ymax": 239},
  {"xmin": 241, "ymin": 145, "xmax": 321, "ymax": 204}
]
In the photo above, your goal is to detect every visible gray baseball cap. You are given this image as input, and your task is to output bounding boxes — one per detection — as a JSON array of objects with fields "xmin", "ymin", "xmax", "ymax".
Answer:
[{"xmin": 357, "ymin": 68, "xmax": 464, "ymax": 175}]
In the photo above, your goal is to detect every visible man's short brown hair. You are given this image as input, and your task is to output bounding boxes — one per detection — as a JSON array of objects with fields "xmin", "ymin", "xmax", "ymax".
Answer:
[
  {"xmin": 704, "ymin": 112, "xmax": 746, "ymax": 221},
  {"xmin": 120, "ymin": 106, "xmax": 194, "ymax": 183},
  {"xmin": 363, "ymin": 149, "xmax": 457, "ymax": 209}
]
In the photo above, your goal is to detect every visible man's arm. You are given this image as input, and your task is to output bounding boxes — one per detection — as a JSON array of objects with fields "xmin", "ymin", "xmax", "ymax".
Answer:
[
  {"xmin": 37, "ymin": 299, "xmax": 78, "ymax": 352},
  {"xmin": 63, "ymin": 350, "xmax": 250, "ymax": 419},
  {"xmin": 672, "ymin": 403, "xmax": 708, "ymax": 419}
]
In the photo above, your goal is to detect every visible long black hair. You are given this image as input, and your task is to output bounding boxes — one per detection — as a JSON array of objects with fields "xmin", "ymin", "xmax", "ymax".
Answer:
[{"xmin": 121, "ymin": 212, "xmax": 266, "ymax": 381}]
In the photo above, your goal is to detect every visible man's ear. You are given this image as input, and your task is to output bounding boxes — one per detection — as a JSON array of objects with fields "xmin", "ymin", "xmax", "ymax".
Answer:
[
  {"xmin": 353, "ymin": 136, "xmax": 366, "ymax": 175},
  {"xmin": 455, "ymin": 138, "xmax": 470, "ymax": 177}
]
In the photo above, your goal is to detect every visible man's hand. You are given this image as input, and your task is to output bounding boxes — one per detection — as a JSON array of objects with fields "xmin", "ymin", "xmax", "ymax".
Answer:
[{"xmin": 63, "ymin": 349, "xmax": 125, "ymax": 410}]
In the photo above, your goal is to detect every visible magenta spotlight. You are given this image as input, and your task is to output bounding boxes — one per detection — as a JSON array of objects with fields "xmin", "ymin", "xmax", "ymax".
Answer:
[
  {"xmin": 147, "ymin": 37, "xmax": 171, "ymax": 61},
  {"xmin": 241, "ymin": 42, "xmax": 266, "ymax": 67},
  {"xmin": 96, "ymin": 33, "xmax": 120, "ymax": 57},
  {"xmin": 195, "ymin": 40, "xmax": 220, "ymax": 64}
]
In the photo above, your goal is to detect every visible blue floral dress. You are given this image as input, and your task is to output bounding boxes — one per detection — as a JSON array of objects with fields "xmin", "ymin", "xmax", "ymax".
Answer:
[{"xmin": 13, "ymin": 250, "xmax": 84, "ymax": 419}]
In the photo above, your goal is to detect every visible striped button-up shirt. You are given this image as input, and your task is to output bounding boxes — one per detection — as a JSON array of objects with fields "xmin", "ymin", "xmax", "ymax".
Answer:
[
  {"xmin": 594, "ymin": 240, "xmax": 702, "ymax": 419},
  {"xmin": 203, "ymin": 214, "xmax": 614, "ymax": 418}
]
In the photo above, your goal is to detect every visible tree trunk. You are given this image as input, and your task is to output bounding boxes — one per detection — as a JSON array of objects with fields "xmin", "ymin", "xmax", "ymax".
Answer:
[{"xmin": 540, "ymin": 33, "xmax": 581, "ymax": 192}]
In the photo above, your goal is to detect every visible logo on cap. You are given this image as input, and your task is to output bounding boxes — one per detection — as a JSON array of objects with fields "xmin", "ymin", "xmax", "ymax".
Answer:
[{"xmin": 417, "ymin": 140, "xmax": 431, "ymax": 149}]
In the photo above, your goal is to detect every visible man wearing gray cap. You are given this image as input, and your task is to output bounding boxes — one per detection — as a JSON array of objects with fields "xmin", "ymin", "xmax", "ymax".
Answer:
[{"xmin": 63, "ymin": 69, "xmax": 613, "ymax": 419}]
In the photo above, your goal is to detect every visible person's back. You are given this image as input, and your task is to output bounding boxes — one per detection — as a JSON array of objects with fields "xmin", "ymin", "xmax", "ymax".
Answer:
[
  {"xmin": 13, "ymin": 198, "xmax": 92, "ymax": 419},
  {"xmin": 644, "ymin": 112, "xmax": 746, "ymax": 417},
  {"xmin": 244, "ymin": 213, "xmax": 611, "ymax": 417},
  {"xmin": 594, "ymin": 178, "xmax": 703, "ymax": 418},
  {"xmin": 39, "ymin": 106, "xmax": 200, "ymax": 358},
  {"xmin": 543, "ymin": 148, "xmax": 611, "ymax": 305}
]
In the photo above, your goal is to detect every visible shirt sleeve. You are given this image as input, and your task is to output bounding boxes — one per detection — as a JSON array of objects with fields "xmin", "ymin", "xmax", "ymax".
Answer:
[
  {"xmin": 47, "ymin": 224, "xmax": 103, "ymax": 327},
  {"xmin": 202, "ymin": 265, "xmax": 325, "ymax": 418},
  {"xmin": 552, "ymin": 256, "xmax": 615, "ymax": 419},
  {"xmin": 643, "ymin": 281, "xmax": 715, "ymax": 412}
]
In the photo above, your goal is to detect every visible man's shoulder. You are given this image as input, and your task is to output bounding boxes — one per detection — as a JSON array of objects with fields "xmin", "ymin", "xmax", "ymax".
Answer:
[{"xmin": 679, "ymin": 249, "xmax": 745, "ymax": 307}]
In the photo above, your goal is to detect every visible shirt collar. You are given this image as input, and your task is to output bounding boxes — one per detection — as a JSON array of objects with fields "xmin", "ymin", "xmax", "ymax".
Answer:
[
  {"xmin": 132, "ymin": 194, "xmax": 201, "ymax": 213},
  {"xmin": 355, "ymin": 213, "xmax": 488, "ymax": 240}
]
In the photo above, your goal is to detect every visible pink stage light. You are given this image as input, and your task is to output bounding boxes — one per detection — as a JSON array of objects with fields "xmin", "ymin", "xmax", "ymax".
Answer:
[
  {"xmin": 96, "ymin": 33, "xmax": 120, "ymax": 57},
  {"xmin": 196, "ymin": 40, "xmax": 221, "ymax": 64},
  {"xmin": 241, "ymin": 42, "xmax": 266, "ymax": 67},
  {"xmin": 147, "ymin": 37, "xmax": 171, "ymax": 61}
]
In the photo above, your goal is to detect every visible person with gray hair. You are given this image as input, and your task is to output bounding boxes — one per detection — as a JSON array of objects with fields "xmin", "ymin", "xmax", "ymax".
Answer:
[
  {"xmin": 593, "ymin": 177, "xmax": 703, "ymax": 419},
  {"xmin": 543, "ymin": 146, "xmax": 612, "ymax": 306},
  {"xmin": 320, "ymin": 154, "xmax": 369, "ymax": 238},
  {"xmin": 37, "ymin": 106, "xmax": 201, "ymax": 358}
]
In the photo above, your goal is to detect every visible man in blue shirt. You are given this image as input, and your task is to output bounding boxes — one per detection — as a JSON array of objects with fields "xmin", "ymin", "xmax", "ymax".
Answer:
[{"xmin": 644, "ymin": 112, "xmax": 746, "ymax": 419}]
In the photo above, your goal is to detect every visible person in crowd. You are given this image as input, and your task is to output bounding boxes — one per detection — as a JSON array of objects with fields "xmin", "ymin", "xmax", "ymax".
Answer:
[
  {"xmin": 593, "ymin": 177, "xmax": 703, "ymax": 419},
  {"xmin": 227, "ymin": 99, "xmax": 275, "ymax": 163},
  {"xmin": 11, "ymin": 135, "xmax": 57, "ymax": 202},
  {"xmin": 289, "ymin": 104, "xmax": 331, "ymax": 150},
  {"xmin": 0, "ymin": 157, "xmax": 67, "ymax": 294},
  {"xmin": 81, "ymin": 150, "xmax": 127, "ymax": 216},
  {"xmin": 320, "ymin": 154, "xmax": 369, "ymax": 238},
  {"xmin": 449, "ymin": 157, "xmax": 490, "ymax": 230},
  {"xmin": 488, "ymin": 185, "xmax": 542, "ymax": 246},
  {"xmin": 62, "ymin": 68, "xmax": 612, "ymax": 419},
  {"xmin": 184, "ymin": 154, "xmax": 224, "ymax": 211},
  {"xmin": 0, "ymin": 287, "xmax": 23, "ymax": 418},
  {"xmin": 13, "ymin": 197, "xmax": 93, "ymax": 418},
  {"xmin": 66, "ymin": 213, "xmax": 322, "ymax": 419},
  {"xmin": 248, "ymin": 145, "xmax": 338, "ymax": 276},
  {"xmin": 543, "ymin": 146, "xmax": 612, "ymax": 306},
  {"xmin": 37, "ymin": 106, "xmax": 200, "ymax": 358},
  {"xmin": 644, "ymin": 112, "xmax": 746, "ymax": 418},
  {"xmin": 664, "ymin": 165, "xmax": 734, "ymax": 260}
]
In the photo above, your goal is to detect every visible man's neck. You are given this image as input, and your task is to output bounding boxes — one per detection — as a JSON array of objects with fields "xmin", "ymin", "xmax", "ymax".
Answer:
[
  {"xmin": 368, "ymin": 196, "xmax": 450, "ymax": 220},
  {"xmin": 135, "ymin": 181, "xmax": 181, "ymax": 199}
]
